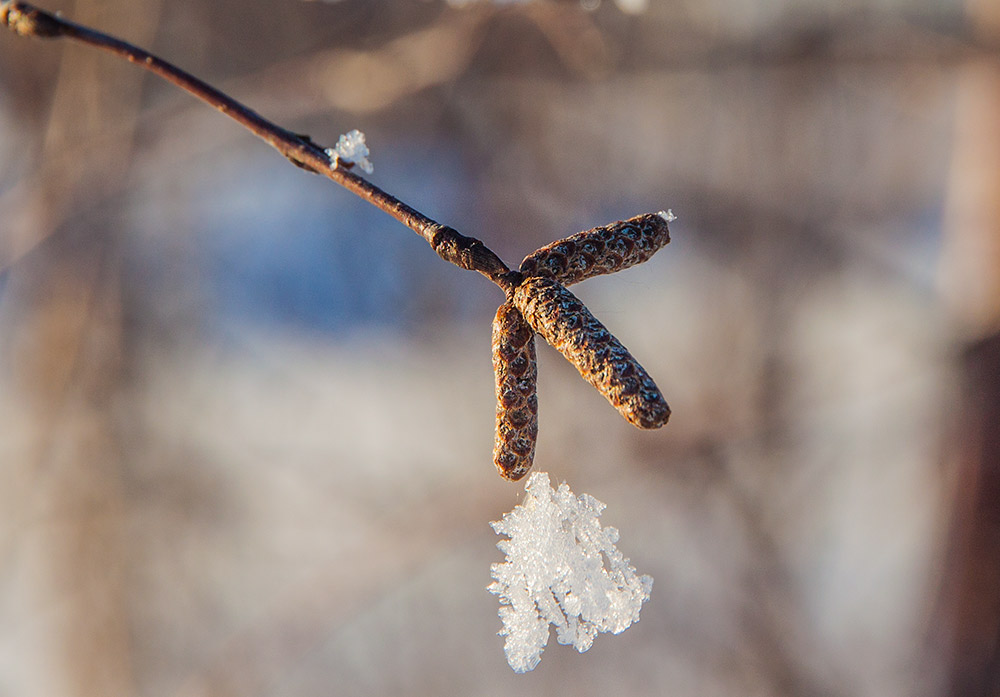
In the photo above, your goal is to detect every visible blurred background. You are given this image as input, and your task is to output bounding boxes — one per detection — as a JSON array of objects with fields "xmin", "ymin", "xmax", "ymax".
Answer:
[{"xmin": 1, "ymin": 0, "xmax": 999, "ymax": 695}]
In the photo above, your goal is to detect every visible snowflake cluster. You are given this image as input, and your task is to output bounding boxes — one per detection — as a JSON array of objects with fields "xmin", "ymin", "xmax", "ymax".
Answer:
[
  {"xmin": 488, "ymin": 472, "xmax": 653, "ymax": 672},
  {"xmin": 326, "ymin": 129, "xmax": 373, "ymax": 174}
]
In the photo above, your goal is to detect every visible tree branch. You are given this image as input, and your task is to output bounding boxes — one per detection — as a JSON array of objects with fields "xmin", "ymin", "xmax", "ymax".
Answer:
[
  {"xmin": 3, "ymin": 1, "xmax": 674, "ymax": 479},
  {"xmin": 0, "ymin": 0, "xmax": 513, "ymax": 287}
]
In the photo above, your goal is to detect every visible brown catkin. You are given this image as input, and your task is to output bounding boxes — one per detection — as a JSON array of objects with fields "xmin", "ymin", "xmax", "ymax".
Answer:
[
  {"xmin": 518, "ymin": 212, "xmax": 670, "ymax": 286},
  {"xmin": 492, "ymin": 301, "xmax": 539, "ymax": 481},
  {"xmin": 513, "ymin": 276, "xmax": 670, "ymax": 430}
]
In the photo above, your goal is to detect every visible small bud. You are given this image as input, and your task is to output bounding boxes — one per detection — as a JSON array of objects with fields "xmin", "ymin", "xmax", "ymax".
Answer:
[{"xmin": 492, "ymin": 302, "xmax": 538, "ymax": 481}]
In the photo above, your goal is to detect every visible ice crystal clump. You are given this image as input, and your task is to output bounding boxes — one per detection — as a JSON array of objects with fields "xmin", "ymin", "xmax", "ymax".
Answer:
[
  {"xmin": 326, "ymin": 129, "xmax": 373, "ymax": 174},
  {"xmin": 488, "ymin": 472, "xmax": 653, "ymax": 673},
  {"xmin": 658, "ymin": 209, "xmax": 677, "ymax": 223}
]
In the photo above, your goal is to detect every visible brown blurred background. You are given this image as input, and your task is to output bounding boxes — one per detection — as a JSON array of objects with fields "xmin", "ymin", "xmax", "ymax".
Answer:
[{"xmin": 2, "ymin": 0, "xmax": 999, "ymax": 695}]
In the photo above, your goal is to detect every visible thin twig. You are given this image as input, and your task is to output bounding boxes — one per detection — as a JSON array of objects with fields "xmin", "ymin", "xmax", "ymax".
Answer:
[
  {"xmin": 3, "ymin": 1, "xmax": 674, "ymax": 478},
  {"xmin": 0, "ymin": 1, "xmax": 513, "ymax": 287}
]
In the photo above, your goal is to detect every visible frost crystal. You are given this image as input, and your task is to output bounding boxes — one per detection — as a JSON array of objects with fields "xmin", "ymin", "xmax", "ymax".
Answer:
[
  {"xmin": 658, "ymin": 209, "xmax": 677, "ymax": 223},
  {"xmin": 325, "ymin": 129, "xmax": 373, "ymax": 174},
  {"xmin": 488, "ymin": 472, "xmax": 653, "ymax": 673}
]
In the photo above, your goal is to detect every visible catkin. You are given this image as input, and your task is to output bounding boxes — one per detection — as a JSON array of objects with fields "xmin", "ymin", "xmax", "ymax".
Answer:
[
  {"xmin": 513, "ymin": 276, "xmax": 670, "ymax": 430},
  {"xmin": 492, "ymin": 301, "xmax": 539, "ymax": 481},
  {"xmin": 518, "ymin": 212, "xmax": 670, "ymax": 286}
]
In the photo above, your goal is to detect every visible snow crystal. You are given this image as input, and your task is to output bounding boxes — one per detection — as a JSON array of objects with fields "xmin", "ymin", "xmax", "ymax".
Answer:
[
  {"xmin": 488, "ymin": 472, "xmax": 653, "ymax": 673},
  {"xmin": 658, "ymin": 209, "xmax": 677, "ymax": 223},
  {"xmin": 326, "ymin": 129, "xmax": 373, "ymax": 174}
]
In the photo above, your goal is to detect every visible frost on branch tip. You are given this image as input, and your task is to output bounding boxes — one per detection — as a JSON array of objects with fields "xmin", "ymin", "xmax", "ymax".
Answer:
[
  {"xmin": 325, "ymin": 128, "xmax": 373, "ymax": 174},
  {"xmin": 488, "ymin": 472, "xmax": 653, "ymax": 673}
]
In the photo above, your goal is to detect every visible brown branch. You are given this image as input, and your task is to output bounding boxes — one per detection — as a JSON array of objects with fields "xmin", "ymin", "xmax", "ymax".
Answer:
[
  {"xmin": 0, "ymin": 1, "xmax": 512, "ymax": 287},
  {"xmin": 3, "ymin": 1, "xmax": 674, "ymax": 481}
]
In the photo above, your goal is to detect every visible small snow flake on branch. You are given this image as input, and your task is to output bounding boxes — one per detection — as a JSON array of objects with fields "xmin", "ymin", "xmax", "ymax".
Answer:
[
  {"xmin": 325, "ymin": 128, "xmax": 373, "ymax": 174},
  {"xmin": 488, "ymin": 472, "xmax": 653, "ymax": 673}
]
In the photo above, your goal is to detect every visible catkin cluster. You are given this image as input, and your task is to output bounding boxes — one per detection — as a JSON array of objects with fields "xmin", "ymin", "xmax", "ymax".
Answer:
[{"xmin": 492, "ymin": 212, "xmax": 672, "ymax": 480}]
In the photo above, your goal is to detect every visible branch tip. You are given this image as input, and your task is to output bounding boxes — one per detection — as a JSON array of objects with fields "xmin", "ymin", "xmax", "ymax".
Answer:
[{"xmin": 1, "ymin": 1, "xmax": 63, "ymax": 38}]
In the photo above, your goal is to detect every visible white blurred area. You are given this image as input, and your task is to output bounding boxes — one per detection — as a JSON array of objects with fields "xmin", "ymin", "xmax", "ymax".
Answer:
[{"xmin": 1, "ymin": 0, "xmax": 997, "ymax": 695}]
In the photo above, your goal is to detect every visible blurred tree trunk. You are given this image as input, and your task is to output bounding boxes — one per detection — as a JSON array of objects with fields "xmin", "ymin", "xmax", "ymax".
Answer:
[
  {"xmin": 942, "ymin": 336, "xmax": 1000, "ymax": 697},
  {"xmin": 0, "ymin": 1, "xmax": 161, "ymax": 695},
  {"xmin": 938, "ymin": 2, "xmax": 1000, "ymax": 694}
]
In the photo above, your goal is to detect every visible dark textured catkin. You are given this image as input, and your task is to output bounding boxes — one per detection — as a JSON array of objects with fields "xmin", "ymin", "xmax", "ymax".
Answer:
[
  {"xmin": 492, "ymin": 301, "xmax": 539, "ymax": 481},
  {"xmin": 513, "ymin": 276, "xmax": 670, "ymax": 430},
  {"xmin": 518, "ymin": 212, "xmax": 670, "ymax": 286}
]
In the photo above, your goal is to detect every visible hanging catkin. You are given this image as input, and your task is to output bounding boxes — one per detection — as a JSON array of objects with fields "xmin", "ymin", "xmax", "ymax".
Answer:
[
  {"xmin": 518, "ymin": 212, "xmax": 670, "ymax": 287},
  {"xmin": 492, "ymin": 301, "xmax": 539, "ymax": 481},
  {"xmin": 513, "ymin": 276, "xmax": 670, "ymax": 430}
]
